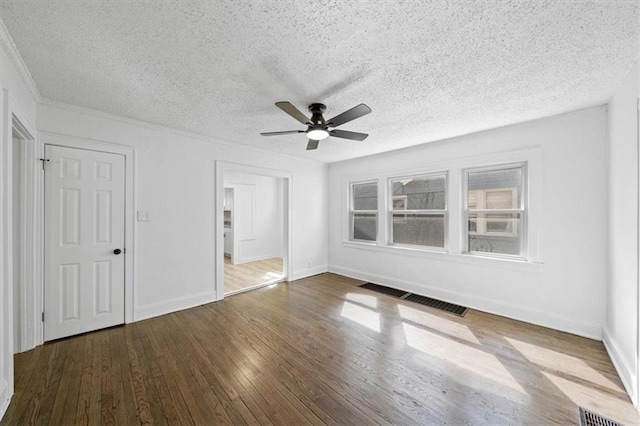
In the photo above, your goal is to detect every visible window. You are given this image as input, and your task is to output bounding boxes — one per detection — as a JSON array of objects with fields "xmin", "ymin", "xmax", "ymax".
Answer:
[
  {"xmin": 350, "ymin": 181, "xmax": 378, "ymax": 242},
  {"xmin": 465, "ymin": 164, "xmax": 525, "ymax": 257},
  {"xmin": 389, "ymin": 173, "xmax": 447, "ymax": 248}
]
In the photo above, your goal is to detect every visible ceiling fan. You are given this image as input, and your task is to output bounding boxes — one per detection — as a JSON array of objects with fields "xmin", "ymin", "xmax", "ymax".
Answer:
[{"xmin": 260, "ymin": 102, "xmax": 371, "ymax": 150}]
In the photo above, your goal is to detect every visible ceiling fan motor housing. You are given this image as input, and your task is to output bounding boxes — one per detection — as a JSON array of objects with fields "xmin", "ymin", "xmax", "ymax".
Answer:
[{"xmin": 308, "ymin": 103, "xmax": 327, "ymax": 126}]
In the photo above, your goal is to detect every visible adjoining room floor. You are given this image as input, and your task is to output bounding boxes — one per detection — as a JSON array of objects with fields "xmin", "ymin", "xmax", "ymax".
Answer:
[
  {"xmin": 224, "ymin": 256, "xmax": 284, "ymax": 294},
  {"xmin": 2, "ymin": 273, "xmax": 637, "ymax": 425}
]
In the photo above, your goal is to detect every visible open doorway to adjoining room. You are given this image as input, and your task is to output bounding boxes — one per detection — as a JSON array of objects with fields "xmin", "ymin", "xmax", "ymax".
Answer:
[{"xmin": 219, "ymin": 168, "xmax": 288, "ymax": 296}]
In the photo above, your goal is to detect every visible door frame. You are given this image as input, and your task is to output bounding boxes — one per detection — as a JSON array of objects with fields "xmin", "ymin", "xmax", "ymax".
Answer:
[
  {"xmin": 11, "ymin": 112, "xmax": 39, "ymax": 353},
  {"xmin": 1, "ymin": 90, "xmax": 39, "ymax": 415},
  {"xmin": 41, "ymin": 131, "xmax": 136, "ymax": 326},
  {"xmin": 215, "ymin": 161, "xmax": 293, "ymax": 299}
]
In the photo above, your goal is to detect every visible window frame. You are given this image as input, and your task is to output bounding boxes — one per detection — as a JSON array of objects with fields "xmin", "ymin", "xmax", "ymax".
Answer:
[
  {"xmin": 349, "ymin": 180, "xmax": 379, "ymax": 243},
  {"xmin": 463, "ymin": 163, "xmax": 527, "ymax": 259},
  {"xmin": 387, "ymin": 171, "xmax": 448, "ymax": 250}
]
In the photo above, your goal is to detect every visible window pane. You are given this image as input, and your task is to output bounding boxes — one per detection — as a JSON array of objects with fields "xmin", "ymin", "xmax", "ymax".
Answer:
[
  {"xmin": 353, "ymin": 183, "xmax": 377, "ymax": 210},
  {"xmin": 353, "ymin": 213, "xmax": 376, "ymax": 241},
  {"xmin": 391, "ymin": 175, "xmax": 445, "ymax": 210},
  {"xmin": 468, "ymin": 167, "xmax": 522, "ymax": 208},
  {"xmin": 468, "ymin": 212, "xmax": 521, "ymax": 255},
  {"xmin": 393, "ymin": 214, "xmax": 444, "ymax": 248}
]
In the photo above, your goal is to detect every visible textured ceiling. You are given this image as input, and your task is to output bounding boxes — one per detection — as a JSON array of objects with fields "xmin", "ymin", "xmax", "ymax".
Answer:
[{"xmin": 1, "ymin": 1, "xmax": 638, "ymax": 163}]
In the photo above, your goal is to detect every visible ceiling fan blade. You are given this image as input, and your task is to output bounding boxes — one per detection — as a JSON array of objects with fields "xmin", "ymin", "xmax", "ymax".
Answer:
[
  {"xmin": 329, "ymin": 129, "xmax": 369, "ymax": 141},
  {"xmin": 275, "ymin": 102, "xmax": 312, "ymax": 125},
  {"xmin": 306, "ymin": 139, "xmax": 319, "ymax": 150},
  {"xmin": 260, "ymin": 130, "xmax": 305, "ymax": 136},
  {"xmin": 326, "ymin": 103, "xmax": 371, "ymax": 128}
]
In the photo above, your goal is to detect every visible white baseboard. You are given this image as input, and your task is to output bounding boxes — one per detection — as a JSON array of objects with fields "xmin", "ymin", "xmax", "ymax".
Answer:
[
  {"xmin": 329, "ymin": 265, "xmax": 603, "ymax": 340},
  {"xmin": 0, "ymin": 379, "xmax": 10, "ymax": 422},
  {"xmin": 603, "ymin": 327, "xmax": 637, "ymax": 407},
  {"xmin": 135, "ymin": 290, "xmax": 218, "ymax": 322},
  {"xmin": 291, "ymin": 265, "xmax": 328, "ymax": 281},
  {"xmin": 234, "ymin": 253, "xmax": 283, "ymax": 265}
]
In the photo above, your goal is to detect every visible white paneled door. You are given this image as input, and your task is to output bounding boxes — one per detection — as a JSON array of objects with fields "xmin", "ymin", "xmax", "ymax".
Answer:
[{"xmin": 44, "ymin": 145, "xmax": 125, "ymax": 341}]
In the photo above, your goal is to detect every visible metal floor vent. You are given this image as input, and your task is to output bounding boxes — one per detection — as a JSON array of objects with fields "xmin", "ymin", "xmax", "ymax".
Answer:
[
  {"xmin": 359, "ymin": 283, "xmax": 468, "ymax": 317},
  {"xmin": 360, "ymin": 283, "xmax": 409, "ymax": 298},
  {"xmin": 404, "ymin": 294, "xmax": 468, "ymax": 316},
  {"xmin": 579, "ymin": 407, "xmax": 622, "ymax": 426}
]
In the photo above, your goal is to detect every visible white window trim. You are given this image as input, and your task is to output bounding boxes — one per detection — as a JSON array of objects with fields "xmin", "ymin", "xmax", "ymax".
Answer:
[
  {"xmin": 341, "ymin": 147, "xmax": 542, "ymax": 266},
  {"xmin": 349, "ymin": 180, "xmax": 378, "ymax": 244},
  {"xmin": 463, "ymin": 162, "xmax": 527, "ymax": 260}
]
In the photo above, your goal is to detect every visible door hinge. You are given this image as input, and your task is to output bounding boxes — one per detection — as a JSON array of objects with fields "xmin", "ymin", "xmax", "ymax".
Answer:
[
  {"xmin": 39, "ymin": 158, "xmax": 50, "ymax": 170},
  {"xmin": 41, "ymin": 312, "xmax": 45, "ymax": 322}
]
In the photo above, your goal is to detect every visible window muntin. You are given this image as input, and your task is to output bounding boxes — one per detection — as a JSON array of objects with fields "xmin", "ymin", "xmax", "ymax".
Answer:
[
  {"xmin": 465, "ymin": 165, "xmax": 525, "ymax": 257},
  {"xmin": 350, "ymin": 181, "xmax": 378, "ymax": 242},
  {"xmin": 389, "ymin": 173, "xmax": 447, "ymax": 248}
]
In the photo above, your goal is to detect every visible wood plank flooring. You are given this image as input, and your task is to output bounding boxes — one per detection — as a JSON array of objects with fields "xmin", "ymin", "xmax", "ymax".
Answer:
[
  {"xmin": 2, "ymin": 273, "xmax": 638, "ymax": 425},
  {"xmin": 224, "ymin": 257, "xmax": 283, "ymax": 294}
]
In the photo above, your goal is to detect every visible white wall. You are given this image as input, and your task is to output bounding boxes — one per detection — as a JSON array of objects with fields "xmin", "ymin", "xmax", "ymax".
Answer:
[
  {"xmin": 36, "ymin": 100, "xmax": 328, "ymax": 321},
  {"xmin": 224, "ymin": 172, "xmax": 284, "ymax": 264},
  {"xmin": 0, "ymin": 29, "xmax": 39, "ymax": 419},
  {"xmin": 605, "ymin": 58, "xmax": 639, "ymax": 405},
  {"xmin": 329, "ymin": 107, "xmax": 608, "ymax": 340}
]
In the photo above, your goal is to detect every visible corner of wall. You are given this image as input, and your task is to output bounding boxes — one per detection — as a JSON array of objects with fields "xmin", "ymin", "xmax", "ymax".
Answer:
[
  {"xmin": 603, "ymin": 326, "xmax": 638, "ymax": 407},
  {"xmin": 291, "ymin": 265, "xmax": 328, "ymax": 282}
]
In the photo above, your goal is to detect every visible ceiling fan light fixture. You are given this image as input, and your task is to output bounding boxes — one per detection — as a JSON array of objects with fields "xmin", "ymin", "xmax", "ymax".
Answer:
[
  {"xmin": 307, "ymin": 128, "xmax": 329, "ymax": 140},
  {"xmin": 261, "ymin": 102, "xmax": 371, "ymax": 150}
]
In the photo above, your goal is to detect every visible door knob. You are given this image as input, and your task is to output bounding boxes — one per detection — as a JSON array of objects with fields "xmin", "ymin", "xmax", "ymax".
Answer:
[{"xmin": 113, "ymin": 249, "xmax": 122, "ymax": 255}]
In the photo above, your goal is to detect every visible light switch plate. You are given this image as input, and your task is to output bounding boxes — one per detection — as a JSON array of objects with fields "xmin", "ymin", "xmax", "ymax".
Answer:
[{"xmin": 137, "ymin": 210, "xmax": 151, "ymax": 222}]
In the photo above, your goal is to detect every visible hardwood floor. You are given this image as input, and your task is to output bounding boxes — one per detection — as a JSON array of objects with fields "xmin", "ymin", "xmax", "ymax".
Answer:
[
  {"xmin": 224, "ymin": 257, "xmax": 283, "ymax": 294},
  {"xmin": 2, "ymin": 273, "xmax": 638, "ymax": 425}
]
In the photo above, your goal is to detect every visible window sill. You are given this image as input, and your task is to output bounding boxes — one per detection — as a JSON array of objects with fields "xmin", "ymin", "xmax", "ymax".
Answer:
[{"xmin": 341, "ymin": 240, "xmax": 543, "ymax": 271}]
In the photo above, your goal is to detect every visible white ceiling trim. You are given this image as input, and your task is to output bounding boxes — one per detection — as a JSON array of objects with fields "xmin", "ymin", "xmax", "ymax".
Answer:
[{"xmin": 0, "ymin": 18, "xmax": 41, "ymax": 102}]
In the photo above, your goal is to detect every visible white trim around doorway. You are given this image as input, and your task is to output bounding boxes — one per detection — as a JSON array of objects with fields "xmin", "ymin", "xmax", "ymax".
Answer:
[
  {"xmin": 11, "ymin": 109, "xmax": 40, "ymax": 353},
  {"xmin": 39, "ymin": 131, "xmax": 136, "ymax": 325},
  {"xmin": 214, "ymin": 161, "xmax": 293, "ymax": 300}
]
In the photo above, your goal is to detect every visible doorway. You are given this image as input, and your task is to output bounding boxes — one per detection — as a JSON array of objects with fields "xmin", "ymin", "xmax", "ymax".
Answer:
[
  {"xmin": 215, "ymin": 162, "xmax": 292, "ymax": 299},
  {"xmin": 222, "ymin": 172, "xmax": 286, "ymax": 295}
]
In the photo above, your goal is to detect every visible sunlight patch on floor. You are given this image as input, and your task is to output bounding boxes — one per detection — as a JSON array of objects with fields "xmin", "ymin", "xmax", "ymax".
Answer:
[
  {"xmin": 543, "ymin": 372, "xmax": 635, "ymax": 424},
  {"xmin": 403, "ymin": 322, "xmax": 527, "ymax": 395},
  {"xmin": 505, "ymin": 337, "xmax": 621, "ymax": 393},
  {"xmin": 398, "ymin": 304, "xmax": 480, "ymax": 344},
  {"xmin": 262, "ymin": 271, "xmax": 284, "ymax": 280},
  {"xmin": 341, "ymin": 301, "xmax": 380, "ymax": 332},
  {"xmin": 346, "ymin": 292, "xmax": 379, "ymax": 309}
]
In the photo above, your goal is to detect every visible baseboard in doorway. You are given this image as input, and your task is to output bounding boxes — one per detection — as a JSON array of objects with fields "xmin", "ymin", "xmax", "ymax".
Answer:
[
  {"xmin": 233, "ymin": 254, "xmax": 282, "ymax": 264},
  {"xmin": 0, "ymin": 379, "xmax": 10, "ymax": 421}
]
